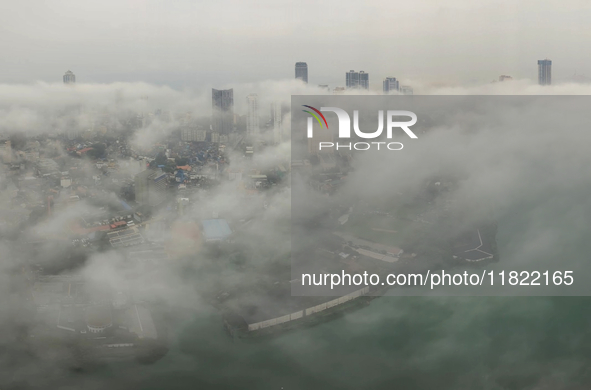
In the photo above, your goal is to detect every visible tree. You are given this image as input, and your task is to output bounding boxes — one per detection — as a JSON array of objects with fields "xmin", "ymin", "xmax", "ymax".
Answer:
[
  {"xmin": 9, "ymin": 133, "xmax": 27, "ymax": 150},
  {"xmin": 162, "ymin": 160, "xmax": 176, "ymax": 173},
  {"xmin": 149, "ymin": 152, "xmax": 168, "ymax": 169},
  {"xmin": 86, "ymin": 143, "xmax": 106, "ymax": 159}
]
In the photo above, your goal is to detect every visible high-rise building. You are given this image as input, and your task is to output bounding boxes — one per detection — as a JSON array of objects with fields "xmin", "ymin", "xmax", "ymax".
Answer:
[
  {"xmin": 538, "ymin": 59, "xmax": 552, "ymax": 85},
  {"xmin": 499, "ymin": 75, "xmax": 513, "ymax": 82},
  {"xmin": 63, "ymin": 70, "xmax": 76, "ymax": 84},
  {"xmin": 346, "ymin": 70, "xmax": 360, "ymax": 89},
  {"xmin": 212, "ymin": 88, "xmax": 234, "ymax": 134},
  {"xmin": 246, "ymin": 94, "xmax": 259, "ymax": 137},
  {"xmin": 359, "ymin": 71, "xmax": 369, "ymax": 90},
  {"xmin": 272, "ymin": 101, "xmax": 283, "ymax": 145},
  {"xmin": 383, "ymin": 77, "xmax": 400, "ymax": 93},
  {"xmin": 295, "ymin": 62, "xmax": 308, "ymax": 83},
  {"xmin": 346, "ymin": 70, "xmax": 369, "ymax": 89}
]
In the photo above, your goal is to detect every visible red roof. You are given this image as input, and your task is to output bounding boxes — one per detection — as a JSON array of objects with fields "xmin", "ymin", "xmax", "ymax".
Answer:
[
  {"xmin": 69, "ymin": 220, "xmax": 110, "ymax": 235},
  {"xmin": 110, "ymin": 221, "xmax": 127, "ymax": 229}
]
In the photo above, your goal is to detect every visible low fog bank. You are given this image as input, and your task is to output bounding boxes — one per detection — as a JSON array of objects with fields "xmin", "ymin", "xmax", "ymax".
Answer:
[{"xmin": 1, "ymin": 79, "xmax": 591, "ymax": 387}]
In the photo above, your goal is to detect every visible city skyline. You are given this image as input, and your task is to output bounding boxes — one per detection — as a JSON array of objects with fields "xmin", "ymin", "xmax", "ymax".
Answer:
[
  {"xmin": 0, "ymin": 1, "xmax": 586, "ymax": 87},
  {"xmin": 52, "ymin": 57, "xmax": 564, "ymax": 125},
  {"xmin": 55, "ymin": 57, "xmax": 565, "ymax": 95}
]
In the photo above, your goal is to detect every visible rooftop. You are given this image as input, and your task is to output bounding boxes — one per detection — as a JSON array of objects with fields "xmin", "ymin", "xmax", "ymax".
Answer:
[{"xmin": 201, "ymin": 219, "xmax": 232, "ymax": 241}]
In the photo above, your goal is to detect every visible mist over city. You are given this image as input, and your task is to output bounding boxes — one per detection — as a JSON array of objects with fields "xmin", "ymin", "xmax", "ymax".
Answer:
[{"xmin": 2, "ymin": 1, "xmax": 591, "ymax": 390}]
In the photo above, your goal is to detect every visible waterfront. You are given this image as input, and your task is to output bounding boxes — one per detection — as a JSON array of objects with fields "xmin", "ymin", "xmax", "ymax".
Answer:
[
  {"xmin": 16, "ymin": 202, "xmax": 590, "ymax": 389},
  {"xmin": 31, "ymin": 295, "xmax": 591, "ymax": 390}
]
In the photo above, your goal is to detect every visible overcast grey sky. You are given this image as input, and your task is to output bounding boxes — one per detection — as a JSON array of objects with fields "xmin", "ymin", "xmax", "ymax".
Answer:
[{"xmin": 1, "ymin": 0, "xmax": 591, "ymax": 88}]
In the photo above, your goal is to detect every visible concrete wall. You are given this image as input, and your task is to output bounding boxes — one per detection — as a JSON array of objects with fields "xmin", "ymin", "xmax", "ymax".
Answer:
[{"xmin": 247, "ymin": 287, "xmax": 369, "ymax": 331}]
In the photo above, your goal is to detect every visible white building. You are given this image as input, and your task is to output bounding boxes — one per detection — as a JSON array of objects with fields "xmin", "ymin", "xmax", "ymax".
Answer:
[
  {"xmin": 60, "ymin": 177, "xmax": 72, "ymax": 188},
  {"xmin": 181, "ymin": 127, "xmax": 207, "ymax": 142}
]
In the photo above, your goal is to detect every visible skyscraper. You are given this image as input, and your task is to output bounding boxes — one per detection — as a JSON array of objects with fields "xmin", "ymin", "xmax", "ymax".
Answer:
[
  {"xmin": 383, "ymin": 77, "xmax": 399, "ymax": 93},
  {"xmin": 272, "ymin": 101, "xmax": 283, "ymax": 145},
  {"xmin": 295, "ymin": 62, "xmax": 308, "ymax": 83},
  {"xmin": 346, "ymin": 70, "xmax": 369, "ymax": 89},
  {"xmin": 359, "ymin": 71, "xmax": 369, "ymax": 90},
  {"xmin": 538, "ymin": 59, "xmax": 552, "ymax": 85},
  {"xmin": 63, "ymin": 70, "xmax": 76, "ymax": 84},
  {"xmin": 346, "ymin": 70, "xmax": 360, "ymax": 89},
  {"xmin": 212, "ymin": 88, "xmax": 234, "ymax": 134},
  {"xmin": 246, "ymin": 94, "xmax": 259, "ymax": 137}
]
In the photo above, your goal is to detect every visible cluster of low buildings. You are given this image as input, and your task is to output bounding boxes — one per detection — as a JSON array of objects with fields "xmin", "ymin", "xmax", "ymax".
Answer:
[
  {"xmin": 32, "ymin": 275, "xmax": 157, "ymax": 348},
  {"xmin": 0, "ymin": 89, "xmax": 298, "ymax": 344}
]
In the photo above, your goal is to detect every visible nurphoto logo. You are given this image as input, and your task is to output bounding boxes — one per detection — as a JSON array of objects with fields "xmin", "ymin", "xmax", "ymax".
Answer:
[{"xmin": 303, "ymin": 105, "xmax": 418, "ymax": 151}]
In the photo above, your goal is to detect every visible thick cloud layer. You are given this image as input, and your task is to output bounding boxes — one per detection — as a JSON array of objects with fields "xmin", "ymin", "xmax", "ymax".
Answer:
[{"xmin": 2, "ymin": 79, "xmax": 591, "ymax": 388}]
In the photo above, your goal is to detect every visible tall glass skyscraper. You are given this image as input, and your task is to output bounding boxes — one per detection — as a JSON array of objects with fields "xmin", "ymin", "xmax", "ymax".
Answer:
[
  {"xmin": 295, "ymin": 62, "xmax": 308, "ymax": 83},
  {"xmin": 538, "ymin": 59, "xmax": 552, "ymax": 85},
  {"xmin": 346, "ymin": 70, "xmax": 359, "ymax": 88},
  {"xmin": 359, "ymin": 71, "xmax": 369, "ymax": 89},
  {"xmin": 212, "ymin": 88, "xmax": 234, "ymax": 134}
]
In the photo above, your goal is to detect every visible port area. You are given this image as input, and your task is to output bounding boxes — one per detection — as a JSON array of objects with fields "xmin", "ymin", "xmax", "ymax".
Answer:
[
  {"xmin": 224, "ymin": 296, "xmax": 373, "ymax": 339},
  {"xmin": 219, "ymin": 285, "xmax": 386, "ymax": 340},
  {"xmin": 213, "ymin": 216, "xmax": 497, "ymax": 339},
  {"xmin": 211, "ymin": 176, "xmax": 498, "ymax": 339}
]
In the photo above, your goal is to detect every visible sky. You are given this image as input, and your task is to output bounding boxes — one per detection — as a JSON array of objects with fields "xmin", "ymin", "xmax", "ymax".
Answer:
[{"xmin": 2, "ymin": 0, "xmax": 591, "ymax": 88}]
